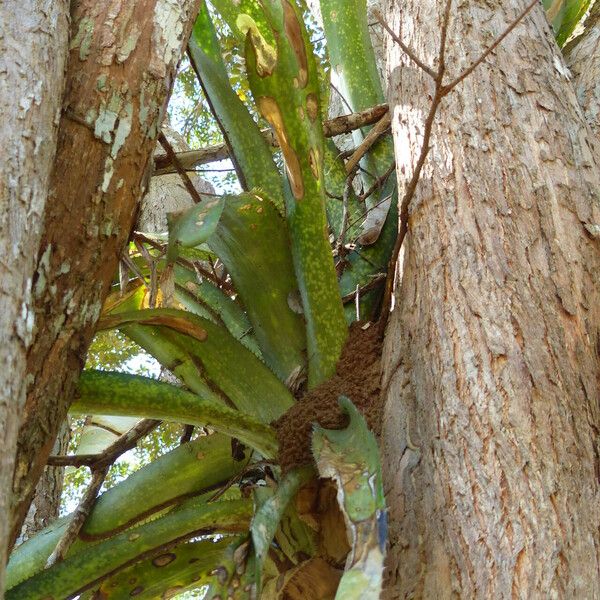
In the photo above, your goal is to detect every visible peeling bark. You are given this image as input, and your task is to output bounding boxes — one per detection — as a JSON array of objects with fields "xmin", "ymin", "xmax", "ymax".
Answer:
[
  {"xmin": 9, "ymin": 0, "xmax": 201, "ymax": 550},
  {"xmin": 0, "ymin": 0, "xmax": 69, "ymax": 589},
  {"xmin": 381, "ymin": 0, "xmax": 600, "ymax": 597}
]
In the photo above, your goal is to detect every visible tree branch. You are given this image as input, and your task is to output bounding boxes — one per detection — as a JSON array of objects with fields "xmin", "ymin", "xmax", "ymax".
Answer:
[
  {"xmin": 345, "ymin": 112, "xmax": 392, "ymax": 175},
  {"xmin": 47, "ymin": 419, "xmax": 160, "ymax": 468},
  {"xmin": 158, "ymin": 132, "xmax": 204, "ymax": 204},
  {"xmin": 153, "ymin": 104, "xmax": 390, "ymax": 176},
  {"xmin": 45, "ymin": 466, "xmax": 108, "ymax": 566}
]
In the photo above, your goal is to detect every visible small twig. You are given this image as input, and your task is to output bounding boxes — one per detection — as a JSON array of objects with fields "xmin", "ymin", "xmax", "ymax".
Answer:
[
  {"xmin": 347, "ymin": 192, "xmax": 395, "ymax": 235},
  {"xmin": 180, "ymin": 424, "xmax": 194, "ymax": 445},
  {"xmin": 341, "ymin": 273, "xmax": 387, "ymax": 304},
  {"xmin": 121, "ymin": 253, "xmax": 149, "ymax": 290},
  {"xmin": 329, "ymin": 82, "xmax": 354, "ymax": 113},
  {"xmin": 158, "ymin": 132, "xmax": 203, "ymax": 205},
  {"xmin": 437, "ymin": 0, "xmax": 454, "ymax": 80},
  {"xmin": 47, "ymin": 419, "xmax": 160, "ymax": 468},
  {"xmin": 132, "ymin": 233, "xmax": 236, "ymax": 294},
  {"xmin": 373, "ymin": 10, "xmax": 437, "ymax": 79},
  {"xmin": 335, "ymin": 168, "xmax": 359, "ymax": 262},
  {"xmin": 358, "ymin": 161, "xmax": 396, "ymax": 202},
  {"xmin": 46, "ymin": 466, "xmax": 109, "ymax": 566},
  {"xmin": 345, "ymin": 112, "xmax": 392, "ymax": 175}
]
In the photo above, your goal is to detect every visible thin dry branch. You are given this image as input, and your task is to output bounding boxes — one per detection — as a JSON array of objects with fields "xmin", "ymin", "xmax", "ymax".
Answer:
[
  {"xmin": 153, "ymin": 104, "xmax": 390, "ymax": 175},
  {"xmin": 158, "ymin": 132, "xmax": 204, "ymax": 204},
  {"xmin": 373, "ymin": 9, "xmax": 437, "ymax": 79},
  {"xmin": 443, "ymin": 0, "xmax": 539, "ymax": 94},
  {"xmin": 131, "ymin": 232, "xmax": 236, "ymax": 294},
  {"xmin": 345, "ymin": 112, "xmax": 392, "ymax": 174},
  {"xmin": 45, "ymin": 466, "xmax": 108, "ymax": 566},
  {"xmin": 358, "ymin": 161, "xmax": 396, "ymax": 202},
  {"xmin": 47, "ymin": 419, "xmax": 160, "ymax": 468}
]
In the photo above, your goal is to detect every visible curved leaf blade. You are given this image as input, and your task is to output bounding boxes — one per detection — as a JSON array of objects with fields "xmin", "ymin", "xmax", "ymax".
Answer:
[{"xmin": 74, "ymin": 370, "xmax": 278, "ymax": 457}]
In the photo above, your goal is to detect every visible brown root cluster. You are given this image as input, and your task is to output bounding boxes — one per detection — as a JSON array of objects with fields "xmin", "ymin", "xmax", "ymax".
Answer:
[{"xmin": 275, "ymin": 322, "xmax": 384, "ymax": 472}]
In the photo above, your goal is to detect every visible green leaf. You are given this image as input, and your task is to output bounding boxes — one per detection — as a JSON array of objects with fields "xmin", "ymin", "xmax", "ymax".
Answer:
[
  {"xmin": 173, "ymin": 264, "xmax": 261, "ymax": 356},
  {"xmin": 319, "ymin": 0, "xmax": 393, "ymax": 183},
  {"xmin": 80, "ymin": 537, "xmax": 244, "ymax": 599},
  {"xmin": 7, "ymin": 498, "xmax": 253, "ymax": 600},
  {"xmin": 167, "ymin": 196, "xmax": 225, "ymax": 262},
  {"xmin": 312, "ymin": 397, "xmax": 387, "ymax": 600},
  {"xmin": 99, "ymin": 308, "xmax": 295, "ymax": 423},
  {"xmin": 317, "ymin": 0, "xmax": 398, "ymax": 321},
  {"xmin": 74, "ymin": 370, "xmax": 278, "ymax": 457},
  {"xmin": 244, "ymin": 0, "xmax": 348, "ymax": 386},
  {"xmin": 168, "ymin": 193, "xmax": 307, "ymax": 385},
  {"xmin": 6, "ymin": 435, "xmax": 247, "ymax": 589},
  {"xmin": 189, "ymin": 3, "xmax": 284, "ymax": 204},
  {"xmin": 250, "ymin": 466, "xmax": 314, "ymax": 594},
  {"xmin": 543, "ymin": 0, "xmax": 592, "ymax": 46}
]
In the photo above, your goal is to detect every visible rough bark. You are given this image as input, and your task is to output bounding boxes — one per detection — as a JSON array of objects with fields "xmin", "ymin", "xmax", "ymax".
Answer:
[
  {"xmin": 381, "ymin": 1, "xmax": 600, "ymax": 597},
  {"xmin": 10, "ymin": 0, "xmax": 201, "ymax": 550},
  {"xmin": 16, "ymin": 421, "xmax": 70, "ymax": 545},
  {"xmin": 0, "ymin": 0, "xmax": 69, "ymax": 588},
  {"xmin": 566, "ymin": 2, "xmax": 600, "ymax": 135}
]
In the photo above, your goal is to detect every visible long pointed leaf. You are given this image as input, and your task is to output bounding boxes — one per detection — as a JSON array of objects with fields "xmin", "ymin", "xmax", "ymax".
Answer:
[
  {"xmin": 189, "ymin": 3, "xmax": 284, "ymax": 204},
  {"xmin": 7, "ymin": 498, "xmax": 252, "ymax": 600},
  {"xmin": 250, "ymin": 466, "xmax": 314, "ymax": 595},
  {"xmin": 6, "ymin": 435, "xmax": 248, "ymax": 589},
  {"xmin": 74, "ymin": 370, "xmax": 278, "ymax": 457},
  {"xmin": 168, "ymin": 193, "xmax": 307, "ymax": 384},
  {"xmin": 243, "ymin": 0, "xmax": 348, "ymax": 385},
  {"xmin": 80, "ymin": 537, "xmax": 244, "ymax": 599},
  {"xmin": 99, "ymin": 308, "xmax": 295, "ymax": 422}
]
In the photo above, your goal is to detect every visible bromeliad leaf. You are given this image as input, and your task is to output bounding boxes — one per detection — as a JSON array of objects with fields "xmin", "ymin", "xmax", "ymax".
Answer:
[
  {"xmin": 74, "ymin": 370, "xmax": 278, "ymax": 458},
  {"xmin": 79, "ymin": 537, "xmax": 244, "ymax": 599},
  {"xmin": 167, "ymin": 193, "xmax": 307, "ymax": 384},
  {"xmin": 244, "ymin": 0, "xmax": 348, "ymax": 387},
  {"xmin": 6, "ymin": 435, "xmax": 248, "ymax": 589},
  {"xmin": 250, "ymin": 466, "xmax": 314, "ymax": 595},
  {"xmin": 167, "ymin": 196, "xmax": 225, "ymax": 262},
  {"xmin": 543, "ymin": 0, "xmax": 592, "ymax": 46},
  {"xmin": 7, "ymin": 498, "xmax": 253, "ymax": 600},
  {"xmin": 312, "ymin": 397, "xmax": 387, "ymax": 600},
  {"xmin": 189, "ymin": 3, "xmax": 284, "ymax": 204},
  {"xmin": 98, "ymin": 308, "xmax": 295, "ymax": 423}
]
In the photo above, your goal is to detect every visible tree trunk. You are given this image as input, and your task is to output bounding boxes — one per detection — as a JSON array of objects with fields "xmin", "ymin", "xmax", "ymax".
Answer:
[
  {"xmin": 0, "ymin": 0, "xmax": 69, "ymax": 589},
  {"xmin": 381, "ymin": 0, "xmax": 600, "ymax": 597},
  {"xmin": 16, "ymin": 421, "xmax": 70, "ymax": 546},
  {"xmin": 9, "ymin": 0, "xmax": 201, "ymax": 551}
]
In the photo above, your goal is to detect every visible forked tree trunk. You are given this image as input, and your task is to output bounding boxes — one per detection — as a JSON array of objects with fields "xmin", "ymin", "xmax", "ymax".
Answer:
[
  {"xmin": 8, "ymin": 0, "xmax": 201, "ymax": 551},
  {"xmin": 0, "ymin": 0, "xmax": 69, "ymax": 590},
  {"xmin": 381, "ymin": 0, "xmax": 600, "ymax": 597}
]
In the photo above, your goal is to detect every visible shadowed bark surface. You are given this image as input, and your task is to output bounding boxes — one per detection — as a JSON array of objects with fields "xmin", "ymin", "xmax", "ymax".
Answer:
[{"xmin": 381, "ymin": 0, "xmax": 600, "ymax": 597}]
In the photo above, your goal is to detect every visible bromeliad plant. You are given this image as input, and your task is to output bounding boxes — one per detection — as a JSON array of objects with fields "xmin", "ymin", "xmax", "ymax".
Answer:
[
  {"xmin": 6, "ymin": 1, "xmax": 394, "ymax": 598},
  {"xmin": 5, "ymin": 0, "xmax": 583, "ymax": 597}
]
